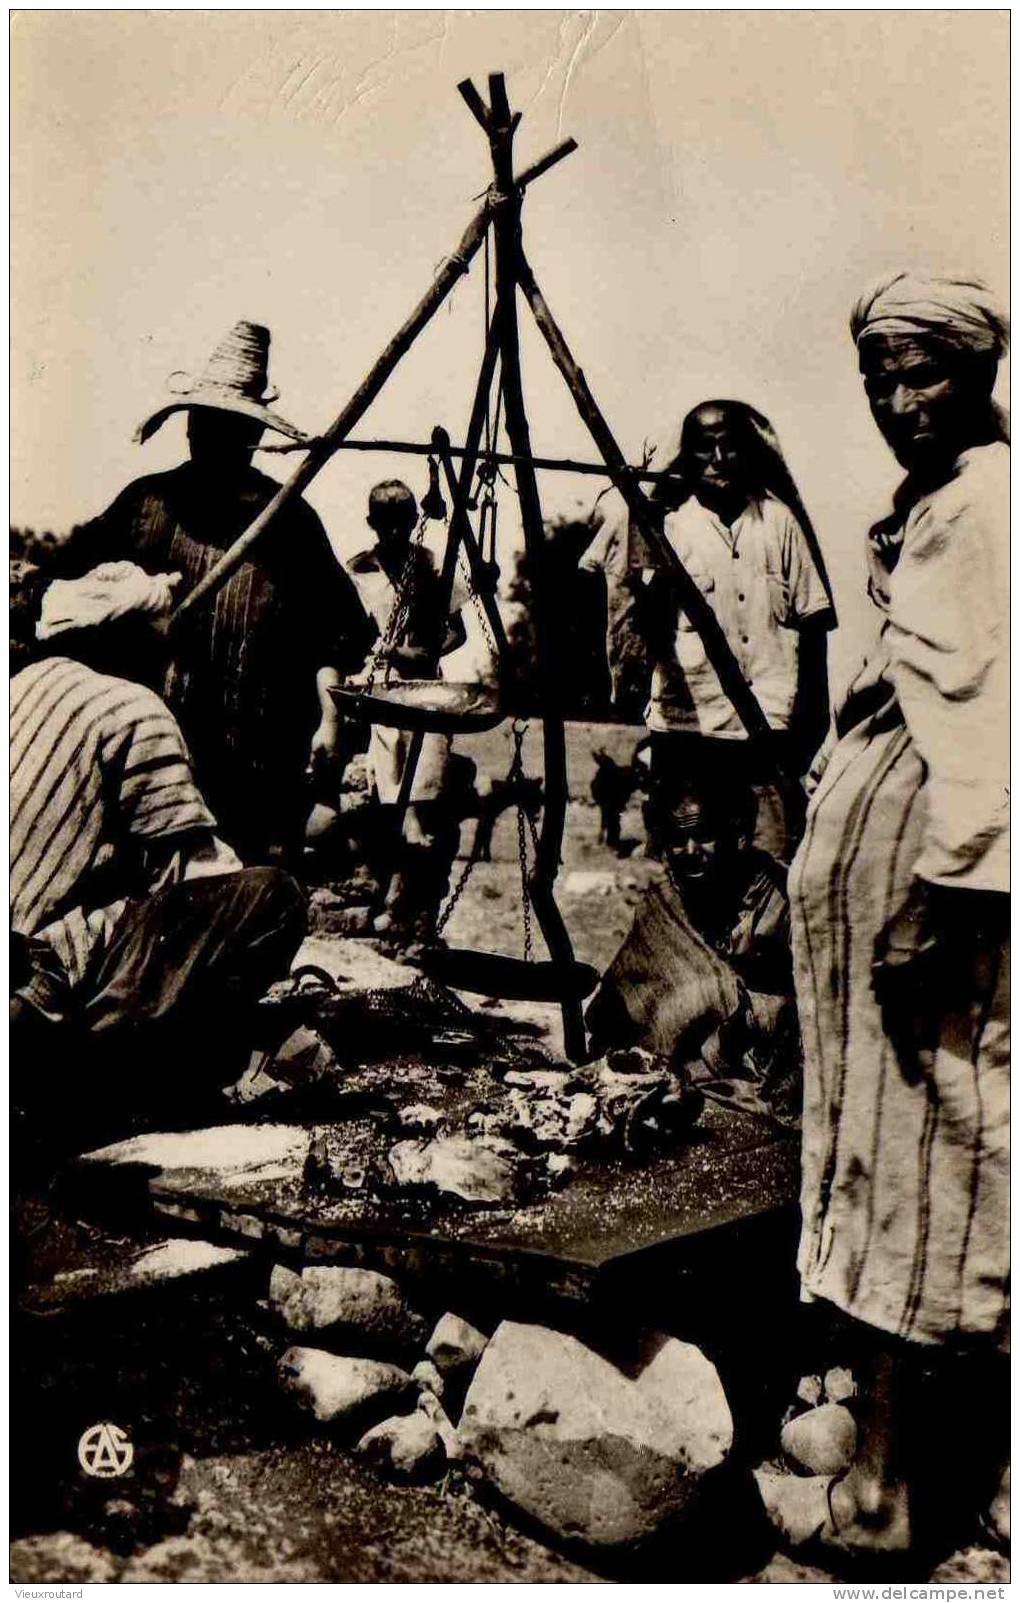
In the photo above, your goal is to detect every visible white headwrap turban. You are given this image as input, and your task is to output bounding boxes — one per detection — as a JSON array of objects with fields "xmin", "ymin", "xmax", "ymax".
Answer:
[
  {"xmin": 37, "ymin": 561, "xmax": 181, "ymax": 641},
  {"xmin": 851, "ymin": 271, "xmax": 1010, "ymax": 356}
]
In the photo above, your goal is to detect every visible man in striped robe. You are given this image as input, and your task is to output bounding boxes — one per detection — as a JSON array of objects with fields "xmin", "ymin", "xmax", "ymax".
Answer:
[
  {"xmin": 767, "ymin": 274, "xmax": 1010, "ymax": 1564},
  {"xmin": 11, "ymin": 562, "xmax": 307, "ymax": 1134}
]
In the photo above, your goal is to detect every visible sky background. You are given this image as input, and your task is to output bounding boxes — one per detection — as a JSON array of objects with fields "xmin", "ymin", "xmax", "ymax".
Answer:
[{"xmin": 10, "ymin": 9, "xmax": 1009, "ymax": 692}]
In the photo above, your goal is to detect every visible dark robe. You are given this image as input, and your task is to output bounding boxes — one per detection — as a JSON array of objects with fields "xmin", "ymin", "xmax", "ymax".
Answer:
[{"xmin": 60, "ymin": 463, "xmax": 373, "ymax": 861}]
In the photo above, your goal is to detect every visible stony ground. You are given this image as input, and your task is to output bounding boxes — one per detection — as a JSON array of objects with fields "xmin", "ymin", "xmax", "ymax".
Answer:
[
  {"xmin": 10, "ymin": 724, "xmax": 1010, "ymax": 1586},
  {"xmin": 11, "ymin": 1446, "xmax": 605, "ymax": 1585}
]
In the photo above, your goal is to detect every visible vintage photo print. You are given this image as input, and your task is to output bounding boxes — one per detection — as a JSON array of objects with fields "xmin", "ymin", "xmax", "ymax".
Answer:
[{"xmin": 10, "ymin": 9, "xmax": 1009, "ymax": 1587}]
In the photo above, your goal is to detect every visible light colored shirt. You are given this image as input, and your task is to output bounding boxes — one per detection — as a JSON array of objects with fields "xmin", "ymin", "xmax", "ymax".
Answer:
[
  {"xmin": 646, "ymin": 492, "xmax": 831, "ymax": 737},
  {"xmin": 347, "ymin": 534, "xmax": 490, "ymax": 684},
  {"xmin": 884, "ymin": 442, "xmax": 1009, "ymax": 890},
  {"xmin": 345, "ymin": 536, "xmax": 472, "ymax": 805}
]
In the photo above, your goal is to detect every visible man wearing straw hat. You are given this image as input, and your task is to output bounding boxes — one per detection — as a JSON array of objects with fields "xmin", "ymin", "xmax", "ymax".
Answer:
[{"xmin": 58, "ymin": 321, "xmax": 373, "ymax": 865}]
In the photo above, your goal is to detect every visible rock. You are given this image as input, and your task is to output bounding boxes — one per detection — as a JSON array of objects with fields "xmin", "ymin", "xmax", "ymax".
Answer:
[
  {"xmin": 747, "ymin": 1550, "xmax": 836, "ymax": 1583},
  {"xmin": 278, "ymin": 1346, "xmax": 414, "ymax": 1428},
  {"xmin": 425, "ymin": 1313, "xmax": 489, "ymax": 1377},
  {"xmin": 417, "ymin": 1390, "xmax": 461, "ymax": 1459},
  {"xmin": 399, "ymin": 1103, "xmax": 443, "ymax": 1135},
  {"xmin": 753, "ymin": 1468, "xmax": 829, "ymax": 1548},
  {"xmin": 546, "ymin": 1153, "xmax": 574, "ymax": 1188},
  {"xmin": 930, "ymin": 1546, "xmax": 1010, "ymax": 1583},
  {"xmin": 412, "ymin": 1359, "xmax": 445, "ymax": 1399},
  {"xmin": 984, "ymin": 1462, "xmax": 1010, "ymax": 1550},
  {"xmin": 305, "ymin": 893, "xmax": 375, "ymax": 936},
  {"xmin": 10, "ymin": 1532, "xmax": 119, "ymax": 1584},
  {"xmin": 796, "ymin": 1374, "xmax": 823, "ymax": 1408},
  {"xmin": 822, "ymin": 1366, "xmax": 856, "ymax": 1405},
  {"xmin": 119, "ymin": 1535, "xmax": 311, "ymax": 1585},
  {"xmin": 465, "ymin": 1110, "xmax": 511, "ymax": 1140},
  {"xmin": 356, "ymin": 1411, "xmax": 447, "ymax": 1483},
  {"xmin": 387, "ymin": 1134, "xmax": 524, "ymax": 1206},
  {"xmin": 584, "ymin": 1062, "xmax": 672, "ymax": 1136},
  {"xmin": 457, "ymin": 1321, "xmax": 732, "ymax": 1548},
  {"xmin": 780, "ymin": 1403, "xmax": 857, "ymax": 1476},
  {"xmin": 269, "ymin": 1264, "xmax": 425, "ymax": 1351}
]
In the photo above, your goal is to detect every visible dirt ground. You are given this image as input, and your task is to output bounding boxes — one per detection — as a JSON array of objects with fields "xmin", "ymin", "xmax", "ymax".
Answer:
[
  {"xmin": 10, "ymin": 1447, "xmax": 606, "ymax": 1585},
  {"xmin": 435, "ymin": 721, "xmax": 655, "ymax": 1048}
]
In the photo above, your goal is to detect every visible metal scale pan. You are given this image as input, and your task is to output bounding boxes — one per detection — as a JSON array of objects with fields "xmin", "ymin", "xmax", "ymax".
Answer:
[{"xmin": 330, "ymin": 681, "xmax": 503, "ymax": 735}]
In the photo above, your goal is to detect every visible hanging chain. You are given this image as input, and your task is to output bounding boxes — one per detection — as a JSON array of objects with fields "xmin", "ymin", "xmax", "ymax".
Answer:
[
  {"xmin": 457, "ymin": 549, "xmax": 499, "ymax": 661},
  {"xmin": 362, "ymin": 503, "xmax": 431, "ymax": 697},
  {"xmin": 434, "ymin": 719, "xmax": 538, "ymax": 961},
  {"xmin": 434, "ymin": 828, "xmax": 482, "ymax": 939}
]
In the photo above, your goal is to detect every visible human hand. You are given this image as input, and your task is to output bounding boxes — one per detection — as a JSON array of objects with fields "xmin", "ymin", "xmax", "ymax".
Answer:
[
  {"xmin": 872, "ymin": 880, "xmax": 957, "ymax": 1079},
  {"xmin": 308, "ymin": 713, "xmax": 342, "ymax": 783}
]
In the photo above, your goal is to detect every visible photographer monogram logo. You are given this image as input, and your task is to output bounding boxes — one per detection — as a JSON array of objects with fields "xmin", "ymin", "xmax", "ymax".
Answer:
[{"xmin": 77, "ymin": 1422, "xmax": 134, "ymax": 1478}]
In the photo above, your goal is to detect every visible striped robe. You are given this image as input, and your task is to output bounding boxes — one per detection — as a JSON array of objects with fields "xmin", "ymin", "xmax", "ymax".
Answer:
[
  {"xmin": 789, "ymin": 443, "xmax": 1009, "ymax": 1349},
  {"xmin": 11, "ymin": 656, "xmax": 218, "ymax": 994},
  {"xmin": 585, "ymin": 855, "xmax": 790, "ymax": 1061}
]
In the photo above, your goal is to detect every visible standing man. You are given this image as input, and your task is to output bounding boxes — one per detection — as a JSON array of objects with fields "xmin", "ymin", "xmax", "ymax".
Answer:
[
  {"xmin": 57, "ymin": 321, "xmax": 373, "ymax": 865},
  {"xmin": 346, "ymin": 480, "xmax": 469, "ymax": 944},
  {"xmin": 773, "ymin": 274, "xmax": 1009, "ymax": 1564},
  {"xmin": 601, "ymin": 401, "xmax": 835, "ymax": 862}
]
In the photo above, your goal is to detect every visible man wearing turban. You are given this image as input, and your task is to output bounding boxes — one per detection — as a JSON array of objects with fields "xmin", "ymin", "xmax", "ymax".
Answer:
[
  {"xmin": 764, "ymin": 274, "xmax": 1009, "ymax": 1564},
  {"xmin": 850, "ymin": 270, "xmax": 1010, "ymax": 357}
]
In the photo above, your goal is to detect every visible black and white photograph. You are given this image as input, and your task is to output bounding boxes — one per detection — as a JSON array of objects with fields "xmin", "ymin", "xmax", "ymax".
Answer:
[{"xmin": 9, "ymin": 8, "xmax": 1009, "ymax": 1587}]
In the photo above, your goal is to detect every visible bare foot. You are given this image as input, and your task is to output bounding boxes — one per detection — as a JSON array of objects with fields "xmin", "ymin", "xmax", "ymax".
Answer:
[
  {"xmin": 980, "ymin": 1462, "xmax": 1009, "ymax": 1551},
  {"xmin": 823, "ymin": 1468, "xmax": 912, "ymax": 1556}
]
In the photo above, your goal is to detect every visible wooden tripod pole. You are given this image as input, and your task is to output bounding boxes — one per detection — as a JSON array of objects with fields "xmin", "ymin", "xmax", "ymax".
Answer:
[
  {"xmin": 169, "ymin": 137, "xmax": 576, "ymax": 632},
  {"xmin": 391, "ymin": 317, "xmax": 503, "ymax": 821},
  {"xmin": 516, "ymin": 251, "xmax": 781, "ymax": 758},
  {"xmin": 481, "ymin": 73, "xmax": 587, "ymax": 1062}
]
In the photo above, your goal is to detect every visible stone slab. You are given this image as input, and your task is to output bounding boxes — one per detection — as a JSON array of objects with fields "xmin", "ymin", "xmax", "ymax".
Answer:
[{"xmin": 71, "ymin": 1103, "xmax": 796, "ymax": 1295}]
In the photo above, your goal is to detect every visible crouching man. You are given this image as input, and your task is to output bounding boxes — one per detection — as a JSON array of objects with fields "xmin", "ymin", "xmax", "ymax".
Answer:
[
  {"xmin": 585, "ymin": 776, "xmax": 799, "ymax": 1123},
  {"xmin": 10, "ymin": 562, "xmax": 307, "ymax": 1138}
]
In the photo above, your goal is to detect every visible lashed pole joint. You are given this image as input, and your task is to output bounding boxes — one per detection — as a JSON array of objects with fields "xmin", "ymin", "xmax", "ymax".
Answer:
[{"xmin": 168, "ymin": 135, "xmax": 576, "ymax": 630}]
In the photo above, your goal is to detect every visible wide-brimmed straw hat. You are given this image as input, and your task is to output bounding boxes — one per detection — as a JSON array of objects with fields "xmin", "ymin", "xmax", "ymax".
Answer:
[{"xmin": 135, "ymin": 320, "xmax": 309, "ymax": 445}]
